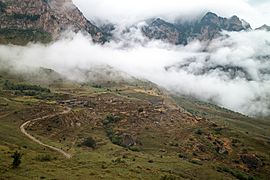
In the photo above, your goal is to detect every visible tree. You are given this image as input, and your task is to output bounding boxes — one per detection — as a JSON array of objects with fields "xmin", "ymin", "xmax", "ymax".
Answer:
[{"xmin": 11, "ymin": 151, "xmax": 23, "ymax": 168}]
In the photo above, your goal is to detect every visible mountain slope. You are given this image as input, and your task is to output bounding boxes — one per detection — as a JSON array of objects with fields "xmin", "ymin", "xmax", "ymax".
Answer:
[
  {"xmin": 256, "ymin": 24, "xmax": 270, "ymax": 31},
  {"xmin": 0, "ymin": 69, "xmax": 269, "ymax": 179},
  {"xmin": 0, "ymin": 0, "xmax": 106, "ymax": 45},
  {"xmin": 141, "ymin": 12, "xmax": 251, "ymax": 45}
]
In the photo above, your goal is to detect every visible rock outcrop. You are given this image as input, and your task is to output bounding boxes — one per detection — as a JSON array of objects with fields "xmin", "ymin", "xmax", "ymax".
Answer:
[
  {"xmin": 142, "ymin": 18, "xmax": 187, "ymax": 45},
  {"xmin": 0, "ymin": 0, "xmax": 106, "ymax": 45},
  {"xmin": 141, "ymin": 12, "xmax": 251, "ymax": 45}
]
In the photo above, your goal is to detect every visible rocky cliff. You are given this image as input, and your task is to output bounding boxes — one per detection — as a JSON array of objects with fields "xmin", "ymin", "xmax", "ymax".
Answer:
[
  {"xmin": 0, "ymin": 0, "xmax": 106, "ymax": 45},
  {"xmin": 141, "ymin": 12, "xmax": 251, "ymax": 45}
]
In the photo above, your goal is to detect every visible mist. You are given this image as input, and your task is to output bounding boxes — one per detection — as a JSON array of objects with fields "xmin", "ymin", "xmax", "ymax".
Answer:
[
  {"xmin": 0, "ymin": 28, "xmax": 270, "ymax": 117},
  {"xmin": 73, "ymin": 0, "xmax": 270, "ymax": 28}
]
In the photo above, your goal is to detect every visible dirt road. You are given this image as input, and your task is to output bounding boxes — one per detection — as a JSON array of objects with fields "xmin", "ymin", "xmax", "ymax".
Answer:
[{"xmin": 20, "ymin": 107, "xmax": 72, "ymax": 158}]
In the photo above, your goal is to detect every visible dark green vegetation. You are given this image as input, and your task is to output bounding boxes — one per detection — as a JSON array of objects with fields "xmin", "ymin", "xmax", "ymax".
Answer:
[
  {"xmin": 11, "ymin": 14, "xmax": 40, "ymax": 21},
  {"xmin": 4, "ymin": 80, "xmax": 50, "ymax": 93},
  {"xmin": 0, "ymin": 29, "xmax": 52, "ymax": 45},
  {"xmin": 11, "ymin": 151, "xmax": 23, "ymax": 169},
  {"xmin": 79, "ymin": 137, "xmax": 97, "ymax": 148},
  {"xmin": 0, "ymin": 70, "xmax": 269, "ymax": 179},
  {"xmin": 0, "ymin": 1, "xmax": 6, "ymax": 13}
]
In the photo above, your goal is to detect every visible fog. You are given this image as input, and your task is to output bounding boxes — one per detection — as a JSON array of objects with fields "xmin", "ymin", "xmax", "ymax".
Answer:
[
  {"xmin": 73, "ymin": 0, "xmax": 270, "ymax": 28},
  {"xmin": 0, "ymin": 28, "xmax": 270, "ymax": 116}
]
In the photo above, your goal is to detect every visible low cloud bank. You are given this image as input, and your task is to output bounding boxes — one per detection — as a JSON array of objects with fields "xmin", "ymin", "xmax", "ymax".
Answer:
[
  {"xmin": 73, "ymin": 0, "xmax": 270, "ymax": 28},
  {"xmin": 0, "ymin": 30, "xmax": 270, "ymax": 116}
]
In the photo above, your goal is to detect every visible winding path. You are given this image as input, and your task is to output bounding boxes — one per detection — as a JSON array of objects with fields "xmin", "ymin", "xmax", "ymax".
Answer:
[{"xmin": 20, "ymin": 107, "xmax": 72, "ymax": 159}]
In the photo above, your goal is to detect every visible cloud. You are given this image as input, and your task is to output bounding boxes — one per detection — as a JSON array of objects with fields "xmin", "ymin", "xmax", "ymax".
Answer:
[
  {"xmin": 73, "ymin": 0, "xmax": 270, "ymax": 28},
  {"xmin": 0, "ymin": 29, "xmax": 270, "ymax": 116}
]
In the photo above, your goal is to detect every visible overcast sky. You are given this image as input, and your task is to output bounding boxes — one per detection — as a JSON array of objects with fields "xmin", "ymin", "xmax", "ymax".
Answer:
[{"xmin": 73, "ymin": 0, "xmax": 270, "ymax": 28}]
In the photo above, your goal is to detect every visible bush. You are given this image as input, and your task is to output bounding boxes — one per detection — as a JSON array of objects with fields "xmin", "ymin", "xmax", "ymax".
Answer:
[
  {"xmin": 3, "ymin": 80, "xmax": 55, "ymax": 99},
  {"xmin": 81, "ymin": 137, "xmax": 96, "ymax": 148},
  {"xmin": 129, "ymin": 146, "xmax": 141, "ymax": 152},
  {"xmin": 111, "ymin": 135, "xmax": 123, "ymax": 146},
  {"xmin": 12, "ymin": 14, "xmax": 40, "ymax": 21},
  {"xmin": 4, "ymin": 80, "xmax": 50, "ymax": 93},
  {"xmin": 195, "ymin": 129, "xmax": 203, "ymax": 135},
  {"xmin": 93, "ymin": 84, "xmax": 102, "ymax": 88},
  {"xmin": 0, "ymin": 2, "xmax": 6, "ymax": 12},
  {"xmin": 103, "ymin": 114, "xmax": 121, "ymax": 125},
  {"xmin": 11, "ymin": 151, "xmax": 23, "ymax": 168},
  {"xmin": 178, "ymin": 153, "xmax": 187, "ymax": 159},
  {"xmin": 36, "ymin": 154, "xmax": 55, "ymax": 162},
  {"xmin": 103, "ymin": 114, "xmax": 125, "ymax": 146},
  {"xmin": 138, "ymin": 107, "xmax": 144, "ymax": 113},
  {"xmin": 105, "ymin": 127, "xmax": 114, "ymax": 138}
]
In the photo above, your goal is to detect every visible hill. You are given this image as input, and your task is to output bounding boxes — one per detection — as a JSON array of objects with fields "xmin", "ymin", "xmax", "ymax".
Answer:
[{"xmin": 0, "ymin": 68, "xmax": 269, "ymax": 179}]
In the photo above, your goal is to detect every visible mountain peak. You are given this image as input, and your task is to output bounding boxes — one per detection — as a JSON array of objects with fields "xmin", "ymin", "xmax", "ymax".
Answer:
[
  {"xmin": 204, "ymin": 12, "xmax": 218, "ymax": 18},
  {"xmin": 201, "ymin": 12, "xmax": 220, "ymax": 24},
  {"xmin": 256, "ymin": 24, "xmax": 270, "ymax": 31},
  {"xmin": 230, "ymin": 15, "xmax": 240, "ymax": 20},
  {"xmin": 140, "ymin": 12, "xmax": 251, "ymax": 45}
]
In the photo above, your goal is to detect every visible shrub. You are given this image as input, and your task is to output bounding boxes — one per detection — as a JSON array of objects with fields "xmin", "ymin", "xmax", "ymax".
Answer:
[
  {"xmin": 129, "ymin": 146, "xmax": 141, "ymax": 152},
  {"xmin": 103, "ymin": 114, "xmax": 121, "ymax": 125},
  {"xmin": 36, "ymin": 154, "xmax": 55, "ymax": 162},
  {"xmin": 12, "ymin": 14, "xmax": 40, "ymax": 21},
  {"xmin": 111, "ymin": 135, "xmax": 123, "ymax": 146},
  {"xmin": 4, "ymin": 80, "xmax": 50, "ymax": 93},
  {"xmin": 178, "ymin": 153, "xmax": 187, "ymax": 159},
  {"xmin": 195, "ymin": 129, "xmax": 203, "ymax": 135},
  {"xmin": 93, "ymin": 84, "xmax": 102, "ymax": 88},
  {"xmin": 3, "ymin": 80, "xmax": 55, "ymax": 99},
  {"xmin": 105, "ymin": 127, "xmax": 114, "ymax": 138},
  {"xmin": 81, "ymin": 137, "xmax": 96, "ymax": 148},
  {"xmin": 103, "ymin": 114, "xmax": 125, "ymax": 146},
  {"xmin": 138, "ymin": 107, "xmax": 144, "ymax": 113},
  {"xmin": 0, "ymin": 2, "xmax": 6, "ymax": 12},
  {"xmin": 11, "ymin": 151, "xmax": 23, "ymax": 168}
]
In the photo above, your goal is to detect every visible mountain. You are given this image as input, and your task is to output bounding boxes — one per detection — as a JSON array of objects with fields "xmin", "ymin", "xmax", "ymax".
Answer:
[
  {"xmin": 0, "ymin": 0, "xmax": 106, "ymax": 45},
  {"xmin": 0, "ymin": 3, "xmax": 253, "ymax": 46},
  {"xmin": 256, "ymin": 24, "xmax": 270, "ymax": 31},
  {"xmin": 141, "ymin": 18, "xmax": 187, "ymax": 45},
  {"xmin": 141, "ymin": 12, "xmax": 251, "ymax": 45}
]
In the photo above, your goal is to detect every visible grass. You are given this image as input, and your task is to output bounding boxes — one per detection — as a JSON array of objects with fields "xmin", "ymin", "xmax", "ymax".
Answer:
[{"xmin": 0, "ymin": 71, "xmax": 269, "ymax": 179}]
